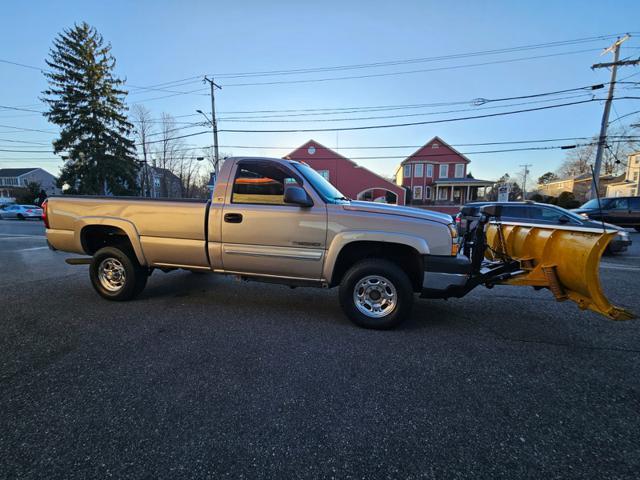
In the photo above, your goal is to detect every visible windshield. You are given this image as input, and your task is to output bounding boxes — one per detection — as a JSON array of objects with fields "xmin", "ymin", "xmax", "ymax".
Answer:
[
  {"xmin": 580, "ymin": 199, "xmax": 610, "ymax": 209},
  {"xmin": 293, "ymin": 163, "xmax": 348, "ymax": 203}
]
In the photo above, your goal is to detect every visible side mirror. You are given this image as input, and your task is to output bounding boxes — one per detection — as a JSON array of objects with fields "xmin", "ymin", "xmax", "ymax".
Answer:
[
  {"xmin": 480, "ymin": 204, "xmax": 502, "ymax": 218},
  {"xmin": 558, "ymin": 215, "xmax": 570, "ymax": 224},
  {"xmin": 460, "ymin": 206, "xmax": 476, "ymax": 216},
  {"xmin": 284, "ymin": 186, "xmax": 313, "ymax": 207}
]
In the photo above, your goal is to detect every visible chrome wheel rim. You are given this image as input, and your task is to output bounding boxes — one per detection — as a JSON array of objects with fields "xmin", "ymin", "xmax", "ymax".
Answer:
[
  {"xmin": 98, "ymin": 258, "xmax": 126, "ymax": 292},
  {"xmin": 353, "ymin": 275, "xmax": 397, "ymax": 318}
]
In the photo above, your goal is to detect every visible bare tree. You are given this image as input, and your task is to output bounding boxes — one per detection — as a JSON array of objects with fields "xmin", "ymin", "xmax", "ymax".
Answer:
[
  {"xmin": 557, "ymin": 125, "xmax": 640, "ymax": 178},
  {"xmin": 173, "ymin": 153, "xmax": 203, "ymax": 198},
  {"xmin": 131, "ymin": 104, "xmax": 154, "ymax": 196},
  {"xmin": 200, "ymin": 146, "xmax": 232, "ymax": 177},
  {"xmin": 154, "ymin": 113, "xmax": 184, "ymax": 197}
]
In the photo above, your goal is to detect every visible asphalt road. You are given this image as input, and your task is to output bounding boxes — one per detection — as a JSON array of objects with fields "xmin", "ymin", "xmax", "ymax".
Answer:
[{"xmin": 1, "ymin": 218, "xmax": 639, "ymax": 479}]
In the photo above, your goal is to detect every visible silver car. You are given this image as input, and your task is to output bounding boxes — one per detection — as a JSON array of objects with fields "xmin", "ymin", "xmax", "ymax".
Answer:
[{"xmin": 0, "ymin": 204, "xmax": 43, "ymax": 220}]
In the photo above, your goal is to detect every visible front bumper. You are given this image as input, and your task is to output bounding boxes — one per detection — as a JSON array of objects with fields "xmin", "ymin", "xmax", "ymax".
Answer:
[{"xmin": 421, "ymin": 255, "xmax": 471, "ymax": 292}]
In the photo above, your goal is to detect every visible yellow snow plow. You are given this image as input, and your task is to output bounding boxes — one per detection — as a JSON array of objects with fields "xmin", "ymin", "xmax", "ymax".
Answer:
[{"xmin": 485, "ymin": 222, "xmax": 634, "ymax": 320}]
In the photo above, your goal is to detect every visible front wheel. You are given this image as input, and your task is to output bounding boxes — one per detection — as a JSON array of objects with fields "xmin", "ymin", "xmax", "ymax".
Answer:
[
  {"xmin": 339, "ymin": 259, "xmax": 414, "ymax": 329},
  {"xmin": 90, "ymin": 246, "xmax": 148, "ymax": 301}
]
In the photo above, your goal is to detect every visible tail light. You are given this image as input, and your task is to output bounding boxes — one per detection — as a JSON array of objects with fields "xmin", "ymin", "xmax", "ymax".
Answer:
[
  {"xmin": 42, "ymin": 199, "xmax": 50, "ymax": 228},
  {"xmin": 26, "ymin": 209, "xmax": 33, "ymax": 213}
]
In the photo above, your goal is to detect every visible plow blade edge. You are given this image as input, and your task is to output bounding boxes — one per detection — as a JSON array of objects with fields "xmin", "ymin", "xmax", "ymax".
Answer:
[{"xmin": 485, "ymin": 223, "xmax": 634, "ymax": 321}]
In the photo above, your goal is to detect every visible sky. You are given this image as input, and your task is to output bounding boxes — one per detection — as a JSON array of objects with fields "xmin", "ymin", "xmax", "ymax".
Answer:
[{"xmin": 1, "ymin": 0, "xmax": 639, "ymax": 184}]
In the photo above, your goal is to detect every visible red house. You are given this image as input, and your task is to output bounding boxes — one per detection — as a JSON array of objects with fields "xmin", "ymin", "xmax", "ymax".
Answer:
[
  {"xmin": 285, "ymin": 140, "xmax": 406, "ymax": 205},
  {"xmin": 395, "ymin": 137, "xmax": 493, "ymax": 214}
]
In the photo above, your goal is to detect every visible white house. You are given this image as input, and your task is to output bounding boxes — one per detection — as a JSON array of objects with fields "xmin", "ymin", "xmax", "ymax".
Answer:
[{"xmin": 0, "ymin": 168, "xmax": 60, "ymax": 204}]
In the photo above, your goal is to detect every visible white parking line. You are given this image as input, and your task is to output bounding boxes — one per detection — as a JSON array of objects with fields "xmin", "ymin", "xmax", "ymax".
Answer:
[
  {"xmin": 0, "ymin": 234, "xmax": 44, "ymax": 239},
  {"xmin": 16, "ymin": 246, "xmax": 49, "ymax": 252},
  {"xmin": 600, "ymin": 263, "xmax": 640, "ymax": 272}
]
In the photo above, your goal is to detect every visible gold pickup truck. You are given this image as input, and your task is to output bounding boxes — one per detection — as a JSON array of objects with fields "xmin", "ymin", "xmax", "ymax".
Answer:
[{"xmin": 44, "ymin": 156, "xmax": 632, "ymax": 328}]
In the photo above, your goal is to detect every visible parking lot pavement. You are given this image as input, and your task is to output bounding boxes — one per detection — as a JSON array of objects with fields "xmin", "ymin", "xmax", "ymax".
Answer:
[{"xmin": 1, "ymin": 222, "xmax": 639, "ymax": 479}]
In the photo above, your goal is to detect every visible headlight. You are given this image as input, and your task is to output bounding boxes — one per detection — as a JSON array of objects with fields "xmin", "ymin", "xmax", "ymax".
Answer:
[{"xmin": 579, "ymin": 213, "xmax": 589, "ymax": 219}]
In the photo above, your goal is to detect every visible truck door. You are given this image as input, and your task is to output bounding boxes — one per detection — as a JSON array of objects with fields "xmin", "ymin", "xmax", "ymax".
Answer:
[
  {"xmin": 220, "ymin": 160, "xmax": 327, "ymax": 280},
  {"xmin": 606, "ymin": 197, "xmax": 630, "ymax": 226}
]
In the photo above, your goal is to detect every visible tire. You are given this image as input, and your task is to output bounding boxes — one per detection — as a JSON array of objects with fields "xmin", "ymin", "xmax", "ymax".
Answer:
[
  {"xmin": 89, "ymin": 246, "xmax": 148, "ymax": 301},
  {"xmin": 17, "ymin": 214, "xmax": 24, "ymax": 220},
  {"xmin": 635, "ymin": 227, "xmax": 640, "ymax": 232},
  {"xmin": 338, "ymin": 258, "xmax": 414, "ymax": 330}
]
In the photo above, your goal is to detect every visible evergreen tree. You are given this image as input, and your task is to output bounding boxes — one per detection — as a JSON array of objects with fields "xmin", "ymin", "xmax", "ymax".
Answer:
[{"xmin": 42, "ymin": 22, "xmax": 138, "ymax": 195}]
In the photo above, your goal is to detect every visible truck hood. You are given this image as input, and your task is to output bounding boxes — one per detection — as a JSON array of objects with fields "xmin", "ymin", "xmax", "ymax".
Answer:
[{"xmin": 343, "ymin": 201, "xmax": 453, "ymax": 225}]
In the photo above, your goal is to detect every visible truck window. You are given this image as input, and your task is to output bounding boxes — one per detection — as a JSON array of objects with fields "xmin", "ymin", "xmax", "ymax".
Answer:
[
  {"xmin": 231, "ymin": 162, "xmax": 302, "ymax": 206},
  {"xmin": 500, "ymin": 206, "xmax": 528, "ymax": 221},
  {"xmin": 609, "ymin": 198, "xmax": 628, "ymax": 210}
]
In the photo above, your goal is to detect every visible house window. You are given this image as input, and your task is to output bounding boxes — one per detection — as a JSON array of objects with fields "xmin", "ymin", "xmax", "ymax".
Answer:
[
  {"xmin": 426, "ymin": 164, "xmax": 433, "ymax": 177},
  {"xmin": 432, "ymin": 143, "xmax": 439, "ymax": 149},
  {"xmin": 439, "ymin": 164, "xmax": 448, "ymax": 178},
  {"xmin": 633, "ymin": 171, "xmax": 639, "ymax": 181},
  {"xmin": 438, "ymin": 188, "xmax": 448, "ymax": 200},
  {"xmin": 403, "ymin": 165, "xmax": 411, "ymax": 178},
  {"xmin": 318, "ymin": 170, "xmax": 330, "ymax": 181},
  {"xmin": 425, "ymin": 186, "xmax": 431, "ymax": 199},
  {"xmin": 455, "ymin": 164, "xmax": 464, "ymax": 178},
  {"xmin": 414, "ymin": 163, "xmax": 424, "ymax": 177},
  {"xmin": 413, "ymin": 186, "xmax": 423, "ymax": 200}
]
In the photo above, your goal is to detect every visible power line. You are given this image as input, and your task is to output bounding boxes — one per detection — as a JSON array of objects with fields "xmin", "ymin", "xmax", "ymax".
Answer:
[
  {"xmin": 217, "ymin": 97, "xmax": 640, "ymax": 133},
  {"xmin": 3, "ymin": 136, "xmax": 639, "ymax": 155},
  {"xmin": 209, "ymin": 33, "xmax": 633, "ymax": 79},
  {"xmin": 2, "ymin": 140, "xmax": 636, "ymax": 163},
  {"xmin": 218, "ymin": 94, "xmax": 595, "ymax": 123},
  {"xmin": 219, "ymin": 49, "xmax": 603, "ymax": 87}
]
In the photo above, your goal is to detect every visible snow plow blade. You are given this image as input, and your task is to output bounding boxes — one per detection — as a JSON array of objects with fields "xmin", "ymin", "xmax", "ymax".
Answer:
[{"xmin": 485, "ymin": 223, "xmax": 634, "ymax": 320}]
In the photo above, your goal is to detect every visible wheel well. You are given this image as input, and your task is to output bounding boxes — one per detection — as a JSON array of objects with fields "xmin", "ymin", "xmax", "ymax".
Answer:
[
  {"xmin": 81, "ymin": 225, "xmax": 134, "ymax": 256},
  {"xmin": 330, "ymin": 241, "xmax": 423, "ymax": 291}
]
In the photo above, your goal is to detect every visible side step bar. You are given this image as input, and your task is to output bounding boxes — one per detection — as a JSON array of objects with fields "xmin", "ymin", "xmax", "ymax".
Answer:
[{"xmin": 65, "ymin": 257, "xmax": 92, "ymax": 265}]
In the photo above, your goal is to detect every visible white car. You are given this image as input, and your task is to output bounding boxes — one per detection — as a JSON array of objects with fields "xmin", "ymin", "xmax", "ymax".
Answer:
[{"xmin": 0, "ymin": 204, "xmax": 43, "ymax": 220}]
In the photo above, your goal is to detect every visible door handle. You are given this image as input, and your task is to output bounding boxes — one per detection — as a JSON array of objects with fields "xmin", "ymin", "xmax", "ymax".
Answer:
[{"xmin": 224, "ymin": 213, "xmax": 243, "ymax": 223}]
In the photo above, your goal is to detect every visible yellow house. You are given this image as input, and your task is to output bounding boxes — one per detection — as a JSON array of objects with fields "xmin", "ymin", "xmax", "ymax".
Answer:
[{"xmin": 606, "ymin": 151, "xmax": 640, "ymax": 197}]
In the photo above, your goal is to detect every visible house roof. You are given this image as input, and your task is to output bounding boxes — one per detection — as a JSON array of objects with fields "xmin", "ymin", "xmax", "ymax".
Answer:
[
  {"xmin": 400, "ymin": 136, "xmax": 472, "ymax": 166},
  {"xmin": 284, "ymin": 139, "xmax": 403, "ymax": 193},
  {"xmin": 0, "ymin": 168, "xmax": 39, "ymax": 177}
]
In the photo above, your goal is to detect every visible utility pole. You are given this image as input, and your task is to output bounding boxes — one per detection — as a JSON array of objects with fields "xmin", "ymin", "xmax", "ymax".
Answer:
[
  {"xmin": 519, "ymin": 163, "xmax": 532, "ymax": 199},
  {"xmin": 203, "ymin": 76, "xmax": 222, "ymax": 178},
  {"xmin": 589, "ymin": 34, "xmax": 638, "ymax": 199}
]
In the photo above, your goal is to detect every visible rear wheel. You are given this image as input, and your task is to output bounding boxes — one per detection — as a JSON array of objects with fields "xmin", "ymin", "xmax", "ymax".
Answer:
[
  {"xmin": 339, "ymin": 259, "xmax": 414, "ymax": 329},
  {"xmin": 90, "ymin": 246, "xmax": 148, "ymax": 301},
  {"xmin": 17, "ymin": 214, "xmax": 24, "ymax": 220}
]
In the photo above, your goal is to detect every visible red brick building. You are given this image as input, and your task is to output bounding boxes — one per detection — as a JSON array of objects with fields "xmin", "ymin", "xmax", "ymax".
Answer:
[
  {"xmin": 395, "ymin": 137, "xmax": 492, "ymax": 214},
  {"xmin": 285, "ymin": 140, "xmax": 406, "ymax": 204}
]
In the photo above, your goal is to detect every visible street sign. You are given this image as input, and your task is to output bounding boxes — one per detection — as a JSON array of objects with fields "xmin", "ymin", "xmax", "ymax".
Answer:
[{"xmin": 497, "ymin": 184, "xmax": 510, "ymax": 203}]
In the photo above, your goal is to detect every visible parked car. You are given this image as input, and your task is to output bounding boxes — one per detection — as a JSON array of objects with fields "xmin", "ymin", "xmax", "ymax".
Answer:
[
  {"xmin": 572, "ymin": 196, "xmax": 640, "ymax": 231},
  {"xmin": 455, "ymin": 201, "xmax": 632, "ymax": 254},
  {"xmin": 0, "ymin": 204, "xmax": 43, "ymax": 220}
]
